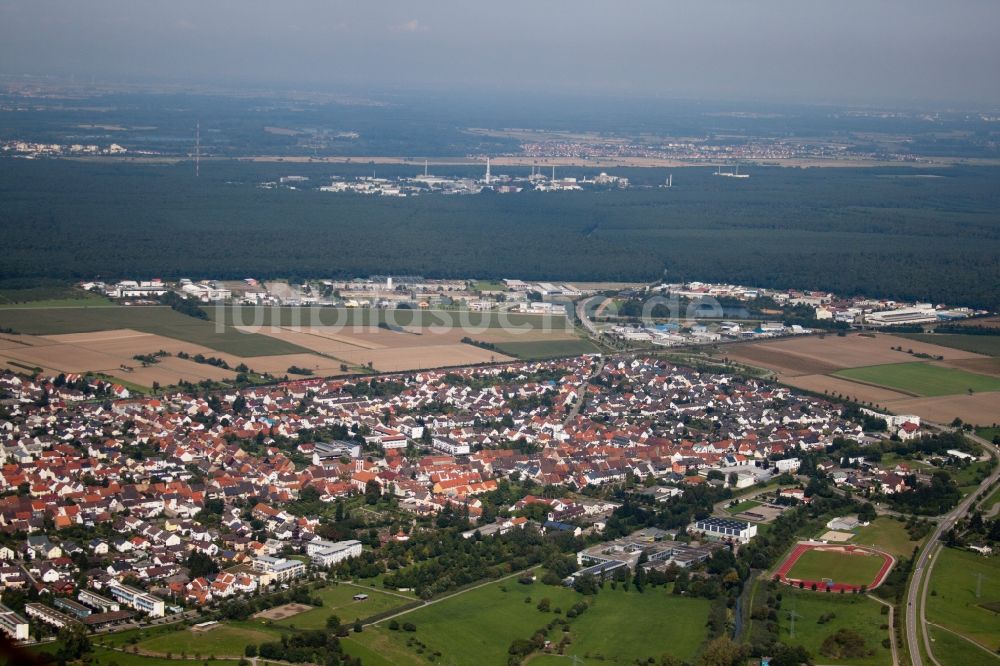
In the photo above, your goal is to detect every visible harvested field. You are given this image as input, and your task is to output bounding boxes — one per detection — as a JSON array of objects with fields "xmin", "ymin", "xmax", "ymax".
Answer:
[
  {"xmin": 725, "ymin": 344, "xmax": 841, "ymax": 376},
  {"xmin": 236, "ymin": 353, "xmax": 353, "ymax": 376},
  {"xmin": 727, "ymin": 333, "xmax": 984, "ymax": 376},
  {"xmin": 885, "ymin": 392, "xmax": 1000, "ymax": 425},
  {"xmin": 938, "ymin": 356, "xmax": 1000, "ymax": 377},
  {"xmin": 335, "ymin": 344, "xmax": 513, "ymax": 372},
  {"xmin": 253, "ymin": 603, "xmax": 313, "ymax": 621},
  {"xmin": 780, "ymin": 373, "xmax": 910, "ymax": 403}
]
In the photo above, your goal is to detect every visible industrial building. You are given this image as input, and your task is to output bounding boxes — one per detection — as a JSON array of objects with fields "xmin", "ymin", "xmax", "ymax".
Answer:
[{"xmin": 694, "ymin": 517, "xmax": 757, "ymax": 544}]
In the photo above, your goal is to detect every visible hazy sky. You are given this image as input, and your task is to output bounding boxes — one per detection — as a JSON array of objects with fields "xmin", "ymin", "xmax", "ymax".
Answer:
[{"xmin": 1, "ymin": 1, "xmax": 998, "ymax": 106}]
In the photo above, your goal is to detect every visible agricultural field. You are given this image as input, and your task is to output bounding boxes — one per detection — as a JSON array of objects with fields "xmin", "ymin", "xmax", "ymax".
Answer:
[
  {"xmin": 491, "ymin": 338, "xmax": 601, "ymax": 360},
  {"xmin": 786, "ymin": 549, "xmax": 888, "ymax": 588},
  {"xmin": 899, "ymin": 333, "xmax": 1000, "ymax": 358},
  {"xmin": 0, "ymin": 305, "xmax": 306, "ymax": 356},
  {"xmin": 0, "ymin": 301, "xmax": 585, "ymax": 387},
  {"xmin": 722, "ymin": 333, "xmax": 1000, "ymax": 424},
  {"xmin": 832, "ymin": 362, "xmax": 1000, "ymax": 397},
  {"xmin": 925, "ymin": 547, "xmax": 1000, "ymax": 652},
  {"xmin": 775, "ymin": 590, "xmax": 892, "ymax": 666},
  {"xmin": 264, "ymin": 584, "xmax": 411, "ymax": 629},
  {"xmin": 850, "ymin": 517, "xmax": 924, "ymax": 559}
]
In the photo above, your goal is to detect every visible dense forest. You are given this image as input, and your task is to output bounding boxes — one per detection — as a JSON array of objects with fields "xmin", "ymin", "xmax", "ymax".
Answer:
[{"xmin": 1, "ymin": 159, "xmax": 999, "ymax": 309}]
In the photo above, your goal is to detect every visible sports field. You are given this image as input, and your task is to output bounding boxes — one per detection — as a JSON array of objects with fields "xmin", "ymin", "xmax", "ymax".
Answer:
[
  {"xmin": 776, "ymin": 543, "xmax": 894, "ymax": 592},
  {"xmin": 832, "ymin": 362, "xmax": 1000, "ymax": 397},
  {"xmin": 787, "ymin": 549, "xmax": 887, "ymax": 588}
]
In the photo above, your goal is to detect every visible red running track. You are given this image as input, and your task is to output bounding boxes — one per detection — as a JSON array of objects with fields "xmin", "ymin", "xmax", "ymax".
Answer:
[{"xmin": 774, "ymin": 542, "xmax": 895, "ymax": 593}]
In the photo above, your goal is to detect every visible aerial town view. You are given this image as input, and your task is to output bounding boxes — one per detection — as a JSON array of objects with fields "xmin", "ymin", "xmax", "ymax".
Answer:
[{"xmin": 1, "ymin": 3, "xmax": 999, "ymax": 666}]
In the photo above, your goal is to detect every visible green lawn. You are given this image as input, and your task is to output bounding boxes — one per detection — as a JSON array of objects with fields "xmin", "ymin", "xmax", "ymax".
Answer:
[
  {"xmin": 925, "ymin": 547, "xmax": 1000, "ymax": 651},
  {"xmin": 87, "ymin": 647, "xmax": 250, "ymax": 666},
  {"xmin": 472, "ymin": 280, "xmax": 507, "ymax": 292},
  {"xmin": 832, "ymin": 362, "xmax": 1000, "ymax": 397},
  {"xmin": 492, "ymin": 338, "xmax": 599, "ymax": 360},
  {"xmin": 787, "ymin": 549, "xmax": 887, "ymax": 588},
  {"xmin": 266, "ymin": 584, "xmax": 410, "ymax": 629},
  {"xmin": 137, "ymin": 624, "xmax": 278, "ymax": 658},
  {"xmin": 776, "ymin": 590, "xmax": 892, "ymax": 666},
  {"xmin": 0, "ymin": 305, "xmax": 307, "ymax": 357},
  {"xmin": 727, "ymin": 499, "xmax": 762, "ymax": 514},
  {"xmin": 368, "ymin": 575, "xmax": 583, "ymax": 665},
  {"xmin": 899, "ymin": 333, "xmax": 1000, "ymax": 357},
  {"xmin": 537, "ymin": 585, "xmax": 711, "ymax": 664},
  {"xmin": 364, "ymin": 575, "xmax": 710, "ymax": 665},
  {"xmin": 927, "ymin": 624, "xmax": 1000, "ymax": 665},
  {"xmin": 851, "ymin": 517, "xmax": 923, "ymax": 558}
]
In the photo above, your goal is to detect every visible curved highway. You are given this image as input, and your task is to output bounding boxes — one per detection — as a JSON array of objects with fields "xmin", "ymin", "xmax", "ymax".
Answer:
[{"xmin": 905, "ymin": 429, "xmax": 1000, "ymax": 666}]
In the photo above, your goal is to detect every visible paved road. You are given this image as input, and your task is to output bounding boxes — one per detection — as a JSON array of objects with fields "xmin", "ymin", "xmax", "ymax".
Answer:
[
  {"xmin": 562, "ymin": 357, "xmax": 603, "ymax": 426},
  {"xmin": 905, "ymin": 428, "xmax": 1000, "ymax": 666},
  {"xmin": 574, "ymin": 295, "xmax": 606, "ymax": 338}
]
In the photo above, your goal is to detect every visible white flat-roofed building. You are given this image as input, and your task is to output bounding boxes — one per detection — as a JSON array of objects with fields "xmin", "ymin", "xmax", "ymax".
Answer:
[
  {"xmin": 306, "ymin": 539, "xmax": 363, "ymax": 567},
  {"xmin": 25, "ymin": 602, "xmax": 79, "ymax": 629},
  {"xmin": 252, "ymin": 555, "xmax": 306, "ymax": 583},
  {"xmin": 78, "ymin": 589, "xmax": 120, "ymax": 613},
  {"xmin": 694, "ymin": 517, "xmax": 757, "ymax": 544},
  {"xmin": 432, "ymin": 436, "xmax": 470, "ymax": 456},
  {"xmin": 864, "ymin": 306, "xmax": 938, "ymax": 327},
  {"xmin": 106, "ymin": 582, "xmax": 165, "ymax": 618},
  {"xmin": 0, "ymin": 603, "xmax": 29, "ymax": 641}
]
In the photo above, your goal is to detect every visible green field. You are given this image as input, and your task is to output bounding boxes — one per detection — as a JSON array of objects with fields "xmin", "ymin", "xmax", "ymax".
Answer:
[
  {"xmin": 899, "ymin": 333, "xmax": 1000, "ymax": 357},
  {"xmin": 359, "ymin": 575, "xmax": 711, "ymax": 665},
  {"xmin": 472, "ymin": 280, "xmax": 506, "ymax": 292},
  {"xmin": 88, "ymin": 647, "xmax": 251, "ymax": 666},
  {"xmin": 928, "ymin": 624, "xmax": 1000, "ymax": 665},
  {"xmin": 532, "ymin": 585, "xmax": 712, "ymax": 664},
  {"xmin": 925, "ymin": 547, "xmax": 1000, "ymax": 651},
  {"xmin": 492, "ymin": 338, "xmax": 599, "ymax": 360},
  {"xmin": 137, "ymin": 623, "xmax": 279, "ymax": 658},
  {"xmin": 0, "ymin": 284, "xmax": 112, "ymax": 307},
  {"xmin": 832, "ymin": 362, "xmax": 1000, "ymax": 397},
  {"xmin": 851, "ymin": 517, "xmax": 923, "ymax": 558},
  {"xmin": 776, "ymin": 590, "xmax": 892, "ymax": 666},
  {"xmin": 0, "ymin": 305, "xmax": 308, "ymax": 357},
  {"xmin": 727, "ymin": 499, "xmax": 762, "ymax": 514},
  {"xmin": 266, "ymin": 584, "xmax": 411, "ymax": 629},
  {"xmin": 787, "ymin": 549, "xmax": 887, "ymax": 587},
  {"xmin": 367, "ymin": 575, "xmax": 583, "ymax": 664}
]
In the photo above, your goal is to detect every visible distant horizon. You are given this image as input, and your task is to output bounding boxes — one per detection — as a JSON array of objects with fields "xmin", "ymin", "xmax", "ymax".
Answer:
[
  {"xmin": 1, "ymin": 1, "xmax": 999, "ymax": 108},
  {"xmin": 2, "ymin": 71, "xmax": 997, "ymax": 114}
]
